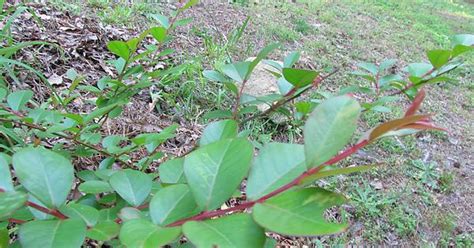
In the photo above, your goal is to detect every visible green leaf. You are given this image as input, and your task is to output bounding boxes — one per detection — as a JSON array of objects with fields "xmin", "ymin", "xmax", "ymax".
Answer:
[
  {"xmin": 26, "ymin": 195, "xmax": 53, "ymax": 220},
  {"xmin": 95, "ymin": 169, "xmax": 118, "ymax": 181},
  {"xmin": 84, "ymin": 103, "xmax": 121, "ymax": 124},
  {"xmin": 150, "ymin": 184, "xmax": 199, "ymax": 226},
  {"xmin": 277, "ymin": 77, "xmax": 294, "ymax": 95},
  {"xmin": 199, "ymin": 120, "xmax": 238, "ymax": 146},
  {"xmin": 19, "ymin": 219, "xmax": 87, "ymax": 248},
  {"xmin": 379, "ymin": 59, "xmax": 397, "ymax": 71},
  {"xmin": 109, "ymin": 169, "xmax": 152, "ymax": 207},
  {"xmin": 300, "ymin": 165, "xmax": 377, "ymax": 185},
  {"xmin": 203, "ymin": 110, "xmax": 233, "ymax": 120},
  {"xmin": 174, "ymin": 18, "xmax": 193, "ymax": 27},
  {"xmin": 427, "ymin": 49, "xmax": 451, "ymax": 69},
  {"xmin": 80, "ymin": 132, "xmax": 101, "ymax": 145},
  {"xmin": 246, "ymin": 143, "xmax": 306, "ymax": 200},
  {"xmin": 98, "ymin": 207, "xmax": 119, "ymax": 222},
  {"xmin": 131, "ymin": 124, "xmax": 178, "ymax": 152},
  {"xmin": 303, "ymin": 96, "xmax": 360, "ymax": 168},
  {"xmin": 0, "ymin": 88, "xmax": 7, "ymax": 100},
  {"xmin": 150, "ymin": 14, "xmax": 170, "ymax": 28},
  {"xmin": 248, "ymin": 43, "xmax": 280, "ymax": 78},
  {"xmin": 407, "ymin": 63, "xmax": 433, "ymax": 77},
  {"xmin": 7, "ymin": 90, "xmax": 33, "ymax": 111},
  {"xmin": 119, "ymin": 219, "xmax": 181, "ymax": 248},
  {"xmin": 86, "ymin": 221, "xmax": 120, "ymax": 241},
  {"xmin": 451, "ymin": 34, "xmax": 474, "ymax": 57},
  {"xmin": 283, "ymin": 51, "xmax": 300, "ymax": 68},
  {"xmin": 0, "ymin": 154, "xmax": 14, "ymax": 191},
  {"xmin": 59, "ymin": 203, "xmax": 99, "ymax": 226},
  {"xmin": 379, "ymin": 74, "xmax": 403, "ymax": 87},
  {"xmin": 118, "ymin": 207, "xmax": 143, "ymax": 222},
  {"xmin": 295, "ymin": 101, "xmax": 313, "ymax": 115},
  {"xmin": 183, "ymin": 214, "xmax": 265, "ymax": 248},
  {"xmin": 371, "ymin": 105, "xmax": 391, "ymax": 113},
  {"xmin": 202, "ymin": 70, "xmax": 227, "ymax": 82},
  {"xmin": 0, "ymin": 228, "xmax": 8, "ymax": 248},
  {"xmin": 357, "ymin": 62, "xmax": 378, "ymax": 75},
  {"xmin": 12, "ymin": 147, "xmax": 74, "ymax": 208},
  {"xmin": 78, "ymin": 180, "xmax": 113, "ymax": 194},
  {"xmin": 180, "ymin": 0, "xmax": 199, "ymax": 11},
  {"xmin": 252, "ymin": 188, "xmax": 347, "ymax": 235},
  {"xmin": 0, "ymin": 191, "xmax": 27, "ymax": 218},
  {"xmin": 159, "ymin": 158, "xmax": 186, "ymax": 184},
  {"xmin": 452, "ymin": 34, "xmax": 474, "ymax": 46},
  {"xmin": 222, "ymin": 62, "xmax": 251, "ymax": 83},
  {"xmin": 102, "ymin": 135, "xmax": 129, "ymax": 154},
  {"xmin": 184, "ymin": 138, "xmax": 253, "ymax": 210},
  {"xmin": 351, "ymin": 70, "xmax": 376, "ymax": 82},
  {"xmin": 107, "ymin": 41, "xmax": 131, "ymax": 60},
  {"xmin": 452, "ymin": 44, "xmax": 473, "ymax": 57},
  {"xmin": 282, "ymin": 68, "xmax": 319, "ymax": 88},
  {"xmin": 150, "ymin": 27, "xmax": 167, "ymax": 43}
]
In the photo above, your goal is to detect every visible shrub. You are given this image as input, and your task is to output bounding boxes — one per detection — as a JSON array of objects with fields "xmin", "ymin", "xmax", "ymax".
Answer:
[{"xmin": 0, "ymin": 0, "xmax": 473, "ymax": 247}]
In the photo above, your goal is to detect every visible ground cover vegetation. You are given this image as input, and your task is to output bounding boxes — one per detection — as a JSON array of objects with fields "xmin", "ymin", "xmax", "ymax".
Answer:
[{"xmin": 0, "ymin": 0, "xmax": 473, "ymax": 247}]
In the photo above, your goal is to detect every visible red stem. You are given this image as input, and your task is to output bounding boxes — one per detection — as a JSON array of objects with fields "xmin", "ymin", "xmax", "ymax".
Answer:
[
  {"xmin": 168, "ymin": 139, "xmax": 369, "ymax": 227},
  {"xmin": 233, "ymin": 79, "xmax": 248, "ymax": 121},
  {"xmin": 391, "ymin": 67, "xmax": 436, "ymax": 96},
  {"xmin": 25, "ymin": 201, "xmax": 68, "ymax": 219},
  {"xmin": 0, "ymin": 188, "xmax": 68, "ymax": 220},
  {"xmin": 9, "ymin": 218, "xmax": 26, "ymax": 224}
]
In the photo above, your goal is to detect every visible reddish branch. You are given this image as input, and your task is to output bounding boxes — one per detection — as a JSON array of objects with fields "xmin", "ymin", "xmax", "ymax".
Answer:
[
  {"xmin": 168, "ymin": 139, "xmax": 369, "ymax": 227},
  {"xmin": 25, "ymin": 201, "xmax": 68, "ymax": 219},
  {"xmin": 233, "ymin": 79, "xmax": 249, "ymax": 121},
  {"xmin": 8, "ymin": 218, "xmax": 26, "ymax": 224},
  {"xmin": 0, "ymin": 188, "xmax": 67, "ymax": 220}
]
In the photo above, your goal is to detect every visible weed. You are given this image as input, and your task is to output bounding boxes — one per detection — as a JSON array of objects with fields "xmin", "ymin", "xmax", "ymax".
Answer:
[
  {"xmin": 439, "ymin": 171, "xmax": 455, "ymax": 193},
  {"xmin": 294, "ymin": 18, "xmax": 312, "ymax": 34},
  {"xmin": 350, "ymin": 182, "xmax": 396, "ymax": 218},
  {"xmin": 411, "ymin": 160, "xmax": 440, "ymax": 190},
  {"xmin": 99, "ymin": 5, "xmax": 133, "ymax": 25},
  {"xmin": 87, "ymin": 0, "xmax": 108, "ymax": 9},
  {"xmin": 266, "ymin": 23, "xmax": 300, "ymax": 42},
  {"xmin": 389, "ymin": 206, "xmax": 418, "ymax": 237}
]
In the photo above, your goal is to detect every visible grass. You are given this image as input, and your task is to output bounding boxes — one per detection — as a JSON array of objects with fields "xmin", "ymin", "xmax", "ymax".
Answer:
[
  {"xmin": 246, "ymin": 2, "xmax": 473, "ymax": 245},
  {"xmin": 49, "ymin": 0, "xmax": 162, "ymax": 26},
  {"xmin": 46, "ymin": 0, "xmax": 474, "ymax": 246}
]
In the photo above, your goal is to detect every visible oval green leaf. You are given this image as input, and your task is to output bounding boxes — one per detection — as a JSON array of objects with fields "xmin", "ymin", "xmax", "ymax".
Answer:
[
  {"xmin": 282, "ymin": 68, "xmax": 319, "ymax": 88},
  {"xmin": 12, "ymin": 147, "xmax": 74, "ymax": 208},
  {"xmin": 19, "ymin": 219, "xmax": 87, "ymax": 248},
  {"xmin": 86, "ymin": 221, "xmax": 120, "ymax": 241},
  {"xmin": 119, "ymin": 219, "xmax": 181, "ymax": 248},
  {"xmin": 78, "ymin": 180, "xmax": 113, "ymax": 194},
  {"xmin": 107, "ymin": 40, "xmax": 130, "ymax": 60},
  {"xmin": 150, "ymin": 184, "xmax": 199, "ymax": 226},
  {"xmin": 7, "ymin": 90, "xmax": 33, "ymax": 111},
  {"xmin": 109, "ymin": 169, "xmax": 152, "ymax": 207},
  {"xmin": 59, "ymin": 203, "xmax": 99, "ymax": 226},
  {"xmin": 183, "ymin": 214, "xmax": 265, "ymax": 248},
  {"xmin": 0, "ymin": 191, "xmax": 27, "ymax": 218},
  {"xmin": 0, "ymin": 154, "xmax": 14, "ymax": 191},
  {"xmin": 158, "ymin": 158, "xmax": 186, "ymax": 184},
  {"xmin": 252, "ymin": 188, "xmax": 347, "ymax": 235},
  {"xmin": 199, "ymin": 120, "xmax": 238, "ymax": 146},
  {"xmin": 184, "ymin": 138, "xmax": 253, "ymax": 210},
  {"xmin": 246, "ymin": 143, "xmax": 306, "ymax": 200},
  {"xmin": 303, "ymin": 96, "xmax": 360, "ymax": 168}
]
